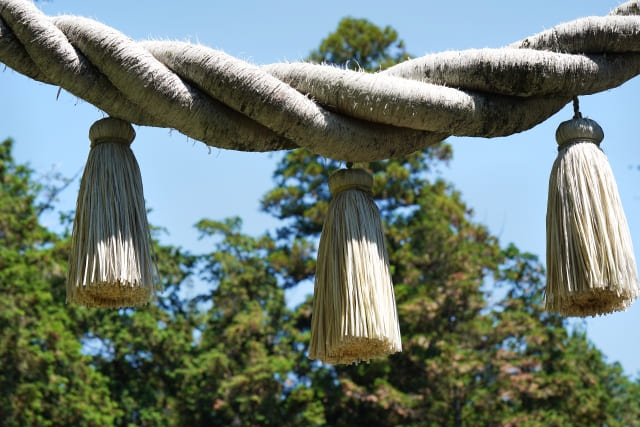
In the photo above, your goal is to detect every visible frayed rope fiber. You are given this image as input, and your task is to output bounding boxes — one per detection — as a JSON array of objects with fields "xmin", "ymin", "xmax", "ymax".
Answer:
[
  {"xmin": 546, "ymin": 114, "xmax": 640, "ymax": 316},
  {"xmin": 309, "ymin": 168, "xmax": 402, "ymax": 364},
  {"xmin": 67, "ymin": 117, "xmax": 156, "ymax": 308}
]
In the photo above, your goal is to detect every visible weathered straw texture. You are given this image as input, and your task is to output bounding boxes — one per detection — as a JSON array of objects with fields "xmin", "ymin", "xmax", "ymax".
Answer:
[
  {"xmin": 1, "ymin": 0, "xmax": 640, "ymax": 160},
  {"xmin": 546, "ymin": 117, "xmax": 640, "ymax": 316},
  {"xmin": 310, "ymin": 168, "xmax": 402, "ymax": 364},
  {"xmin": 67, "ymin": 117, "xmax": 156, "ymax": 308}
]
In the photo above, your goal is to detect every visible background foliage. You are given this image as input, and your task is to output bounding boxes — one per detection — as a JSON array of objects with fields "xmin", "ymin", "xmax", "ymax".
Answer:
[{"xmin": 1, "ymin": 18, "xmax": 639, "ymax": 426}]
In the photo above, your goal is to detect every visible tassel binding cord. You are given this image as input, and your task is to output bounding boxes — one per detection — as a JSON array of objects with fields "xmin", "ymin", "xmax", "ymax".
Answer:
[
  {"xmin": 67, "ymin": 118, "xmax": 156, "ymax": 308},
  {"xmin": 310, "ymin": 168, "xmax": 402, "ymax": 364}
]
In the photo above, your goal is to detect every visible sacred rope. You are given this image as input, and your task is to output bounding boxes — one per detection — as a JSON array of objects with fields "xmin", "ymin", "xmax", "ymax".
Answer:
[{"xmin": 1, "ymin": 0, "xmax": 639, "ymax": 161}]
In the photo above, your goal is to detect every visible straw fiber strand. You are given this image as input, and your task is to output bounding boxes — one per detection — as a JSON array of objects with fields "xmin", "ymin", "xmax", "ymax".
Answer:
[
  {"xmin": 67, "ymin": 118, "xmax": 155, "ymax": 308},
  {"xmin": 310, "ymin": 169, "xmax": 401, "ymax": 364}
]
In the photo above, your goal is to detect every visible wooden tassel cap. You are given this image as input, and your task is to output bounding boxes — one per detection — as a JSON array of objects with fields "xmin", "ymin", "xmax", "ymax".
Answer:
[
  {"xmin": 67, "ymin": 117, "xmax": 156, "ymax": 308},
  {"xmin": 309, "ymin": 168, "xmax": 402, "ymax": 364},
  {"xmin": 545, "ymin": 109, "xmax": 639, "ymax": 316}
]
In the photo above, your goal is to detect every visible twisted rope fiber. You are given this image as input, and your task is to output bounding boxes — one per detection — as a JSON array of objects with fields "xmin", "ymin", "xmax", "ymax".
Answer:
[{"xmin": 1, "ymin": 0, "xmax": 640, "ymax": 161}]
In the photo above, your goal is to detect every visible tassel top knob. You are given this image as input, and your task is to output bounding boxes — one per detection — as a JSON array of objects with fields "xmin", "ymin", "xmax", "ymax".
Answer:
[
  {"xmin": 329, "ymin": 168, "xmax": 373, "ymax": 196},
  {"xmin": 555, "ymin": 117, "xmax": 604, "ymax": 148},
  {"xmin": 89, "ymin": 117, "xmax": 136, "ymax": 148}
]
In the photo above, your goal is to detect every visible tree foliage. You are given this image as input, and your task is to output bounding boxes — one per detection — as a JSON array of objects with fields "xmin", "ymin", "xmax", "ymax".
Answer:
[
  {"xmin": 1, "ymin": 17, "xmax": 640, "ymax": 426},
  {"xmin": 0, "ymin": 139, "xmax": 121, "ymax": 426},
  {"xmin": 307, "ymin": 17, "xmax": 410, "ymax": 71}
]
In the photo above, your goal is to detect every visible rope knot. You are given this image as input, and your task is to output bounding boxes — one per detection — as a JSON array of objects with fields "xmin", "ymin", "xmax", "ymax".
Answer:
[
  {"xmin": 89, "ymin": 117, "xmax": 136, "ymax": 148},
  {"xmin": 329, "ymin": 168, "xmax": 373, "ymax": 197},
  {"xmin": 555, "ymin": 116, "xmax": 604, "ymax": 151}
]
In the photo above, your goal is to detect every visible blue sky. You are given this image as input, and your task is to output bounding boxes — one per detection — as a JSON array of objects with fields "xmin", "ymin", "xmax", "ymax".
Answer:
[{"xmin": 2, "ymin": 0, "xmax": 640, "ymax": 376}]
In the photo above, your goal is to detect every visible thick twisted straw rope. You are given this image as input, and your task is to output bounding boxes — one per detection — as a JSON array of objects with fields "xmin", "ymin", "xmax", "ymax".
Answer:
[{"xmin": 1, "ymin": 0, "xmax": 640, "ymax": 161}]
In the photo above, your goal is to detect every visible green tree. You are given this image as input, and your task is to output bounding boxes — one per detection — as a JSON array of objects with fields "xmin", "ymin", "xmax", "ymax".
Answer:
[
  {"xmin": 170, "ymin": 217, "xmax": 320, "ymax": 426},
  {"xmin": 0, "ymin": 138, "xmax": 120, "ymax": 426},
  {"xmin": 66, "ymin": 216, "xmax": 198, "ymax": 425},
  {"xmin": 0, "ymin": 137, "xmax": 198, "ymax": 426},
  {"xmin": 307, "ymin": 17, "xmax": 410, "ymax": 72}
]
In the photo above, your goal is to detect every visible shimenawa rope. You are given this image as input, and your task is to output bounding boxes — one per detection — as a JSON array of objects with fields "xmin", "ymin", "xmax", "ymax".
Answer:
[{"xmin": 1, "ymin": 0, "xmax": 640, "ymax": 160}]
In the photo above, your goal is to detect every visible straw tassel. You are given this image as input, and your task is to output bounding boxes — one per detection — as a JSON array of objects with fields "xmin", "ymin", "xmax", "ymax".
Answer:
[
  {"xmin": 309, "ymin": 167, "xmax": 401, "ymax": 364},
  {"xmin": 545, "ymin": 98, "xmax": 640, "ymax": 316},
  {"xmin": 67, "ymin": 117, "xmax": 156, "ymax": 308}
]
